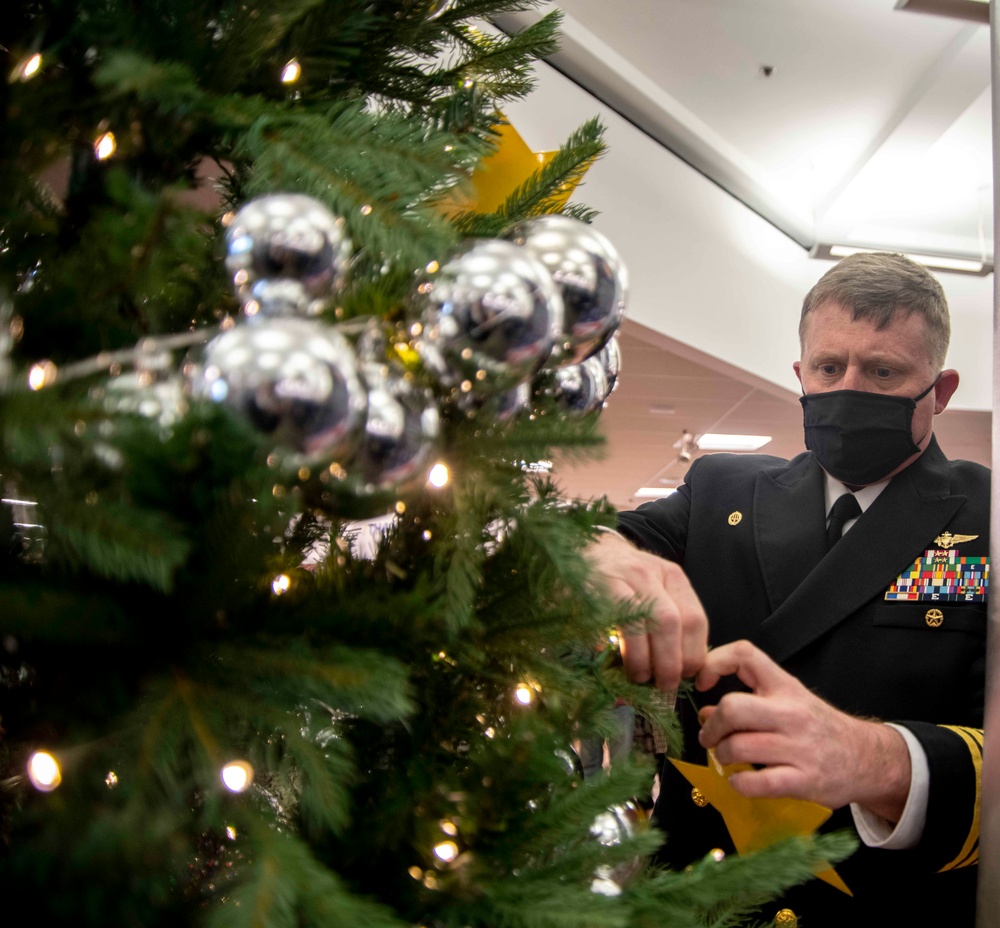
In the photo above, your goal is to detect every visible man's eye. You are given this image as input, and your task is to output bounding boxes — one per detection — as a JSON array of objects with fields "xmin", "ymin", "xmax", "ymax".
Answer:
[
  {"xmin": 819, "ymin": 364, "xmax": 838, "ymax": 375},
  {"xmin": 874, "ymin": 367, "xmax": 892, "ymax": 378}
]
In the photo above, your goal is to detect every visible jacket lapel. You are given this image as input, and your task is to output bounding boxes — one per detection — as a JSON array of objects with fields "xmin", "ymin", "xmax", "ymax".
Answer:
[
  {"xmin": 753, "ymin": 453, "xmax": 827, "ymax": 615},
  {"xmin": 752, "ymin": 439, "xmax": 968, "ymax": 665}
]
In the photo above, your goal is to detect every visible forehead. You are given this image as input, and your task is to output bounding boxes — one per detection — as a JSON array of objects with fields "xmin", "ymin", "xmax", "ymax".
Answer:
[{"xmin": 800, "ymin": 301, "xmax": 930, "ymax": 359}]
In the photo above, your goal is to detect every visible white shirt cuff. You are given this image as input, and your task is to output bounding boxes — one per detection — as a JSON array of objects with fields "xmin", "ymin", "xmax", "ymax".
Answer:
[
  {"xmin": 850, "ymin": 723, "xmax": 928, "ymax": 849},
  {"xmin": 595, "ymin": 525, "xmax": 625, "ymax": 537}
]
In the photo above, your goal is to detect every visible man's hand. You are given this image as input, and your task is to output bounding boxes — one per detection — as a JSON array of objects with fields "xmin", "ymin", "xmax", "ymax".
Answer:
[
  {"xmin": 695, "ymin": 640, "xmax": 911, "ymax": 821},
  {"xmin": 586, "ymin": 532, "xmax": 709, "ymax": 692}
]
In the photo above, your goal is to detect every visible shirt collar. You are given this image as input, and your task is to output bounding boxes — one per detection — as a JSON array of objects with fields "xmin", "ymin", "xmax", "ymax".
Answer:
[{"xmin": 823, "ymin": 473, "xmax": 890, "ymax": 517}]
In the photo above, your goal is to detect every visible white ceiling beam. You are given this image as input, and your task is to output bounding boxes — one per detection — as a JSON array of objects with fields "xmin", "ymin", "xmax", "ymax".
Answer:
[{"xmin": 491, "ymin": 5, "xmax": 816, "ymax": 247}]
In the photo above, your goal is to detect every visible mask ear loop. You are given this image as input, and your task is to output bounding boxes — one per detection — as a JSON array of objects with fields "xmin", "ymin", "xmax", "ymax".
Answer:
[
  {"xmin": 911, "ymin": 373, "xmax": 943, "ymax": 446},
  {"xmin": 914, "ymin": 373, "xmax": 941, "ymax": 404}
]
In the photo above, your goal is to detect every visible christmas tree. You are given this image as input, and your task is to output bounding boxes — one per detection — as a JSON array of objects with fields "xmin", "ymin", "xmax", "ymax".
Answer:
[{"xmin": 0, "ymin": 2, "xmax": 852, "ymax": 925}]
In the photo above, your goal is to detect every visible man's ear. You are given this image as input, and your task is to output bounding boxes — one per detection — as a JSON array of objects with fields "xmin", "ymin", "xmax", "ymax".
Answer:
[
  {"xmin": 793, "ymin": 360, "xmax": 803, "ymax": 388},
  {"xmin": 933, "ymin": 369, "xmax": 960, "ymax": 414}
]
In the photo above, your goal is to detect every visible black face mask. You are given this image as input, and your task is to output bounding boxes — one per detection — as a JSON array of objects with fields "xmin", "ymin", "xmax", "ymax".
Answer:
[{"xmin": 799, "ymin": 380, "xmax": 938, "ymax": 486}]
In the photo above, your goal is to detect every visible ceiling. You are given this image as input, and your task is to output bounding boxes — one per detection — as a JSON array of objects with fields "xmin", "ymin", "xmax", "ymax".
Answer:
[
  {"xmin": 491, "ymin": 0, "xmax": 995, "ymax": 510},
  {"xmin": 497, "ymin": 0, "xmax": 993, "ymax": 263}
]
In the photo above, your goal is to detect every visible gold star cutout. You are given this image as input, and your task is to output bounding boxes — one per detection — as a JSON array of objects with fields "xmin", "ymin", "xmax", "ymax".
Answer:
[
  {"xmin": 671, "ymin": 752, "xmax": 852, "ymax": 896},
  {"xmin": 443, "ymin": 116, "xmax": 593, "ymax": 215}
]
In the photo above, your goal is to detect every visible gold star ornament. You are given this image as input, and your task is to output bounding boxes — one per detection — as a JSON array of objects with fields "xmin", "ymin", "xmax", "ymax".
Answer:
[
  {"xmin": 671, "ymin": 752, "xmax": 852, "ymax": 895},
  {"xmin": 442, "ymin": 116, "xmax": 592, "ymax": 215}
]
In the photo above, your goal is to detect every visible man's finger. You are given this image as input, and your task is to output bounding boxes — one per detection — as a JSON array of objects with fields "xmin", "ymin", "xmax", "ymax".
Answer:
[
  {"xmin": 707, "ymin": 730, "xmax": 792, "ymax": 768},
  {"xmin": 694, "ymin": 639, "xmax": 787, "ymax": 694},
  {"xmin": 727, "ymin": 764, "xmax": 806, "ymax": 800},
  {"xmin": 619, "ymin": 628, "xmax": 654, "ymax": 685},
  {"xmin": 697, "ymin": 691, "xmax": 785, "ymax": 748},
  {"xmin": 662, "ymin": 566, "xmax": 710, "ymax": 678}
]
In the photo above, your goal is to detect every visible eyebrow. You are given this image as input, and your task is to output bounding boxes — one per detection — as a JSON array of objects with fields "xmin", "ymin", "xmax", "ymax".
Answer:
[{"xmin": 810, "ymin": 351, "xmax": 908, "ymax": 367}]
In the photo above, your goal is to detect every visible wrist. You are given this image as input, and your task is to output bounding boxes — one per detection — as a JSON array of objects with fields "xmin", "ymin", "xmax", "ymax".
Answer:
[{"xmin": 851, "ymin": 720, "xmax": 911, "ymax": 823}]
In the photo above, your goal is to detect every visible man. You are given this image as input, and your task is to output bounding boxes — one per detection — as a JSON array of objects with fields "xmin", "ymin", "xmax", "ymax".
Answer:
[{"xmin": 591, "ymin": 253, "xmax": 986, "ymax": 926}]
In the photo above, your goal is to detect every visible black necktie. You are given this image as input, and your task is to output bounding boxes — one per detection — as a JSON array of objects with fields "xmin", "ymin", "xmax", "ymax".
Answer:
[{"xmin": 826, "ymin": 493, "xmax": 862, "ymax": 550}]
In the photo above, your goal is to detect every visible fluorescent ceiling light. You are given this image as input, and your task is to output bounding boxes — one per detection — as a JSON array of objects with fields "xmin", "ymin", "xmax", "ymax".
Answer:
[
  {"xmin": 811, "ymin": 243, "xmax": 991, "ymax": 276},
  {"xmin": 634, "ymin": 487, "xmax": 678, "ymax": 498},
  {"xmin": 697, "ymin": 433, "xmax": 772, "ymax": 451}
]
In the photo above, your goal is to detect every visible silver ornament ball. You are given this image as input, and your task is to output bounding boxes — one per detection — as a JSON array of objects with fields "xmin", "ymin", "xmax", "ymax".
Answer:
[
  {"xmin": 412, "ymin": 239, "xmax": 564, "ymax": 392},
  {"xmin": 457, "ymin": 380, "xmax": 531, "ymax": 422},
  {"xmin": 243, "ymin": 278, "xmax": 326, "ymax": 320},
  {"xmin": 590, "ymin": 801, "xmax": 647, "ymax": 886},
  {"xmin": 537, "ymin": 355, "xmax": 610, "ymax": 416},
  {"xmin": 356, "ymin": 363, "xmax": 440, "ymax": 493},
  {"xmin": 224, "ymin": 194, "xmax": 352, "ymax": 310},
  {"xmin": 103, "ymin": 373, "xmax": 189, "ymax": 431},
  {"xmin": 595, "ymin": 334, "xmax": 621, "ymax": 395},
  {"xmin": 505, "ymin": 215, "xmax": 627, "ymax": 366},
  {"xmin": 188, "ymin": 318, "xmax": 367, "ymax": 464}
]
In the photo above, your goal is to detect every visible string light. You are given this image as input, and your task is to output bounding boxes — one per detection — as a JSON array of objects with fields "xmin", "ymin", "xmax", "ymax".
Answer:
[
  {"xmin": 105, "ymin": 771, "xmax": 119, "ymax": 788},
  {"xmin": 28, "ymin": 360, "xmax": 57, "ymax": 390},
  {"xmin": 439, "ymin": 819, "xmax": 458, "ymax": 836},
  {"xmin": 17, "ymin": 53, "xmax": 43, "ymax": 81},
  {"xmin": 433, "ymin": 840, "xmax": 459, "ymax": 862},
  {"xmin": 221, "ymin": 760, "xmax": 254, "ymax": 792},
  {"xmin": 428, "ymin": 462, "xmax": 449, "ymax": 488},
  {"xmin": 225, "ymin": 825, "xmax": 238, "ymax": 840},
  {"xmin": 93, "ymin": 131, "xmax": 117, "ymax": 160},
  {"xmin": 514, "ymin": 683, "xmax": 533, "ymax": 705},
  {"xmin": 27, "ymin": 751, "xmax": 62, "ymax": 791},
  {"xmin": 281, "ymin": 59, "xmax": 302, "ymax": 83},
  {"xmin": 271, "ymin": 574, "xmax": 291, "ymax": 595}
]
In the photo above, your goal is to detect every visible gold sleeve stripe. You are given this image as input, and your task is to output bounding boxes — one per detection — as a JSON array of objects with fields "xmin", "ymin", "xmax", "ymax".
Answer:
[{"xmin": 937, "ymin": 725, "xmax": 983, "ymax": 873}]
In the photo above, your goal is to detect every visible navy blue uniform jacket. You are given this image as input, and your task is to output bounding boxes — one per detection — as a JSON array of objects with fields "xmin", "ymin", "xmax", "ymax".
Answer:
[{"xmin": 617, "ymin": 437, "xmax": 986, "ymax": 926}]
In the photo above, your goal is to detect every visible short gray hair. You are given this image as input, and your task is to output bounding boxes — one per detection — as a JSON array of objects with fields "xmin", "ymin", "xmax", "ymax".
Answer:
[{"xmin": 800, "ymin": 252, "xmax": 950, "ymax": 370}]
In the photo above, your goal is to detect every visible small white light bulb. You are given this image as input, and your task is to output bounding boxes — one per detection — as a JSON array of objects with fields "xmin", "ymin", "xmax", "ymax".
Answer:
[
  {"xmin": 221, "ymin": 760, "xmax": 254, "ymax": 792},
  {"xmin": 28, "ymin": 360, "xmax": 57, "ymax": 390},
  {"xmin": 20, "ymin": 53, "xmax": 43, "ymax": 80},
  {"xmin": 272, "ymin": 574, "xmax": 291, "ymax": 595},
  {"xmin": 428, "ymin": 463, "xmax": 450, "ymax": 488},
  {"xmin": 433, "ymin": 840, "xmax": 459, "ymax": 862},
  {"xmin": 94, "ymin": 131, "xmax": 117, "ymax": 160},
  {"xmin": 28, "ymin": 751, "xmax": 62, "ymax": 791}
]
